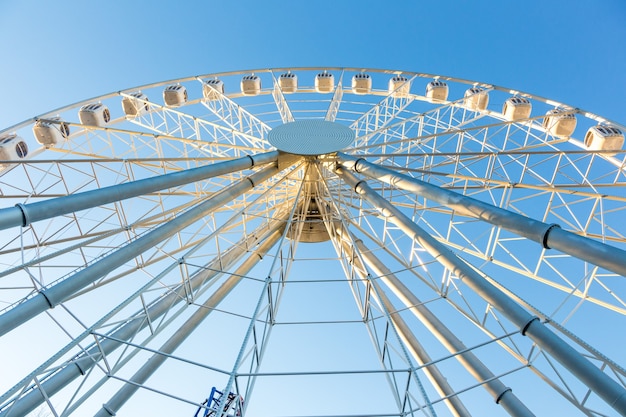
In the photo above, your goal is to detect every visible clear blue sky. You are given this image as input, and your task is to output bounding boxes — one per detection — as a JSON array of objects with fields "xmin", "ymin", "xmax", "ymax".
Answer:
[
  {"xmin": 0, "ymin": 1, "xmax": 625, "ymax": 128},
  {"xmin": 1, "ymin": 1, "xmax": 626, "ymax": 416}
]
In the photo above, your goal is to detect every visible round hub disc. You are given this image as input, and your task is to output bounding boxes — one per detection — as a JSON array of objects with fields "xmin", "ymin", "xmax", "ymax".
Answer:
[{"xmin": 267, "ymin": 120, "xmax": 354, "ymax": 155}]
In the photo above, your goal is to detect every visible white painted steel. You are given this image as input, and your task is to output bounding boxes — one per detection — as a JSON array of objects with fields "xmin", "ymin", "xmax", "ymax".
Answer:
[{"xmin": 0, "ymin": 68, "xmax": 625, "ymax": 417}]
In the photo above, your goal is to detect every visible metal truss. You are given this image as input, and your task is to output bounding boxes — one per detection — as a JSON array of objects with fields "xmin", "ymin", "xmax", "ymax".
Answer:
[{"xmin": 0, "ymin": 68, "xmax": 625, "ymax": 417}]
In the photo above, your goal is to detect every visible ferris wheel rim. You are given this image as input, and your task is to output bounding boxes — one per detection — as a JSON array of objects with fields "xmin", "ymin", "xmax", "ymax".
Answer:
[{"xmin": 2, "ymin": 66, "xmax": 624, "ymax": 137}]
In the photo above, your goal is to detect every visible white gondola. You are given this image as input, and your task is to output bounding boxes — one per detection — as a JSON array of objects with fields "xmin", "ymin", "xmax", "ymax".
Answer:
[
  {"xmin": 315, "ymin": 71, "xmax": 334, "ymax": 93},
  {"xmin": 389, "ymin": 75, "xmax": 410, "ymax": 98},
  {"xmin": 463, "ymin": 87, "xmax": 489, "ymax": 111},
  {"xmin": 241, "ymin": 74, "xmax": 261, "ymax": 96},
  {"xmin": 163, "ymin": 85, "xmax": 188, "ymax": 107},
  {"xmin": 351, "ymin": 73, "xmax": 371, "ymax": 95},
  {"xmin": 425, "ymin": 80, "xmax": 449, "ymax": 101},
  {"xmin": 203, "ymin": 78, "xmax": 225, "ymax": 100},
  {"xmin": 122, "ymin": 92, "xmax": 150, "ymax": 117},
  {"xmin": 584, "ymin": 125, "xmax": 624, "ymax": 156},
  {"xmin": 502, "ymin": 97, "xmax": 532, "ymax": 121},
  {"xmin": 33, "ymin": 117, "xmax": 70, "ymax": 147},
  {"xmin": 278, "ymin": 72, "xmax": 298, "ymax": 93},
  {"xmin": 78, "ymin": 103, "xmax": 111, "ymax": 127},
  {"xmin": 543, "ymin": 108, "xmax": 577, "ymax": 137},
  {"xmin": 0, "ymin": 133, "xmax": 28, "ymax": 165}
]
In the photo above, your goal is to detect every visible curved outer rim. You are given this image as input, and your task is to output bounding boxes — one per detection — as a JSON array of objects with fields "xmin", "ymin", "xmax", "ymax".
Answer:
[{"xmin": 1, "ymin": 67, "xmax": 624, "ymax": 135}]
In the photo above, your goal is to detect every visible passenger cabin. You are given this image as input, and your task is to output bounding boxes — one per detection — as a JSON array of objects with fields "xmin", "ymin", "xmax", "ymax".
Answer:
[
  {"xmin": 241, "ymin": 74, "xmax": 261, "ymax": 96},
  {"xmin": 33, "ymin": 117, "xmax": 70, "ymax": 147},
  {"xmin": 351, "ymin": 73, "xmax": 372, "ymax": 95},
  {"xmin": 78, "ymin": 103, "xmax": 110, "ymax": 127},
  {"xmin": 584, "ymin": 125, "xmax": 624, "ymax": 156},
  {"xmin": 502, "ymin": 97, "xmax": 532, "ymax": 121},
  {"xmin": 463, "ymin": 87, "xmax": 489, "ymax": 111},
  {"xmin": 425, "ymin": 80, "xmax": 449, "ymax": 101},
  {"xmin": 543, "ymin": 109, "xmax": 576, "ymax": 137},
  {"xmin": 278, "ymin": 72, "xmax": 298, "ymax": 93},
  {"xmin": 163, "ymin": 85, "xmax": 188, "ymax": 107},
  {"xmin": 389, "ymin": 75, "xmax": 410, "ymax": 98},
  {"xmin": 203, "ymin": 78, "xmax": 225, "ymax": 100},
  {"xmin": 122, "ymin": 92, "xmax": 149, "ymax": 117},
  {"xmin": 315, "ymin": 71, "xmax": 334, "ymax": 93},
  {"xmin": 0, "ymin": 133, "xmax": 28, "ymax": 164}
]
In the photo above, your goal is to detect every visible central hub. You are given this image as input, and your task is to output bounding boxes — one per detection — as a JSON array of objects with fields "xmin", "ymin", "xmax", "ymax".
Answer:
[{"xmin": 267, "ymin": 120, "xmax": 355, "ymax": 155}]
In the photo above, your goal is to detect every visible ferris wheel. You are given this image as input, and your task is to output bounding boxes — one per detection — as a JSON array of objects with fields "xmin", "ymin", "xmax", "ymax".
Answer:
[{"xmin": 0, "ymin": 67, "xmax": 625, "ymax": 417}]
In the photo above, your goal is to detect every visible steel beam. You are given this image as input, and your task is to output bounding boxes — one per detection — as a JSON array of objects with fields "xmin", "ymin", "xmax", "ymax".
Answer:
[
  {"xmin": 331, "ymin": 231, "xmax": 473, "ymax": 417},
  {"xmin": 0, "ymin": 161, "xmax": 285, "ymax": 337},
  {"xmin": 335, "ymin": 167, "xmax": 626, "ymax": 416},
  {"xmin": 350, "ymin": 75, "xmax": 416, "ymax": 145},
  {"xmin": 339, "ymin": 230, "xmax": 534, "ymax": 417},
  {"xmin": 337, "ymin": 153, "xmax": 626, "ymax": 278},
  {"xmin": 0, "ymin": 151, "xmax": 279, "ymax": 231},
  {"xmin": 200, "ymin": 84, "xmax": 270, "ymax": 142},
  {"xmin": 325, "ymin": 79, "xmax": 343, "ymax": 122},
  {"xmin": 271, "ymin": 81, "xmax": 294, "ymax": 124},
  {"xmin": 0, "ymin": 219, "xmax": 285, "ymax": 417},
  {"xmin": 124, "ymin": 99, "xmax": 262, "ymax": 153},
  {"xmin": 94, "ymin": 229, "xmax": 283, "ymax": 417}
]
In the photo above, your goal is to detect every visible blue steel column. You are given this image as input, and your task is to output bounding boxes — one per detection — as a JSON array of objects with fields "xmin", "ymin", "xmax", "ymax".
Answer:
[
  {"xmin": 0, "ymin": 162, "xmax": 282, "ymax": 337},
  {"xmin": 335, "ymin": 167, "xmax": 626, "ymax": 417},
  {"xmin": 337, "ymin": 153, "xmax": 626, "ymax": 278}
]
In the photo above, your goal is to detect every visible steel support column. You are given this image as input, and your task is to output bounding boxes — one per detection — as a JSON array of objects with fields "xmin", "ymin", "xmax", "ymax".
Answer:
[
  {"xmin": 339, "ymin": 230, "xmax": 534, "ymax": 417},
  {"xmin": 337, "ymin": 153, "xmax": 626, "ymax": 278},
  {"xmin": 331, "ymin": 231, "xmax": 473, "ymax": 417},
  {"xmin": 0, "ymin": 219, "xmax": 286, "ymax": 417},
  {"xmin": 94, "ymin": 229, "xmax": 283, "ymax": 417},
  {"xmin": 0, "ymin": 151, "xmax": 280, "ymax": 231},
  {"xmin": 335, "ymin": 167, "xmax": 626, "ymax": 416},
  {"xmin": 0, "ymin": 161, "xmax": 287, "ymax": 337}
]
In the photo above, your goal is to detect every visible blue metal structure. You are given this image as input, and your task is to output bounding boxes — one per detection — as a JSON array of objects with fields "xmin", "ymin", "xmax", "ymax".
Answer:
[{"xmin": 194, "ymin": 387, "xmax": 243, "ymax": 417}]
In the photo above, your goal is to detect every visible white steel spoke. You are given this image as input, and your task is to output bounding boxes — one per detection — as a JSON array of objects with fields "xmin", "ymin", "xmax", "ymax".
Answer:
[
  {"xmin": 325, "ymin": 72, "xmax": 344, "ymax": 122},
  {"xmin": 198, "ymin": 80, "xmax": 271, "ymax": 148},
  {"xmin": 270, "ymin": 74, "xmax": 294, "ymax": 124}
]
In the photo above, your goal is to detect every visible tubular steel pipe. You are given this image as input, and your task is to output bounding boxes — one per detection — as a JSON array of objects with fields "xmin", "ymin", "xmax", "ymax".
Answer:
[
  {"xmin": 333, "ymin": 234, "xmax": 473, "ymax": 417},
  {"xmin": 0, "ymin": 151, "xmax": 279, "ymax": 231},
  {"xmin": 0, "ymin": 220, "xmax": 285, "ymax": 417},
  {"xmin": 94, "ymin": 229, "xmax": 283, "ymax": 417},
  {"xmin": 343, "ymin": 232, "xmax": 534, "ymax": 417},
  {"xmin": 335, "ymin": 167, "xmax": 626, "ymax": 416},
  {"xmin": 0, "ymin": 164, "xmax": 280, "ymax": 337},
  {"xmin": 337, "ymin": 153, "xmax": 626, "ymax": 278}
]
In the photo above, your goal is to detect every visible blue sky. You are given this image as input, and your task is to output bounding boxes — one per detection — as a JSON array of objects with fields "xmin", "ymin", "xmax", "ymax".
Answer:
[
  {"xmin": 0, "ymin": 1, "xmax": 625, "ymax": 128},
  {"xmin": 1, "ymin": 1, "xmax": 626, "ymax": 416}
]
